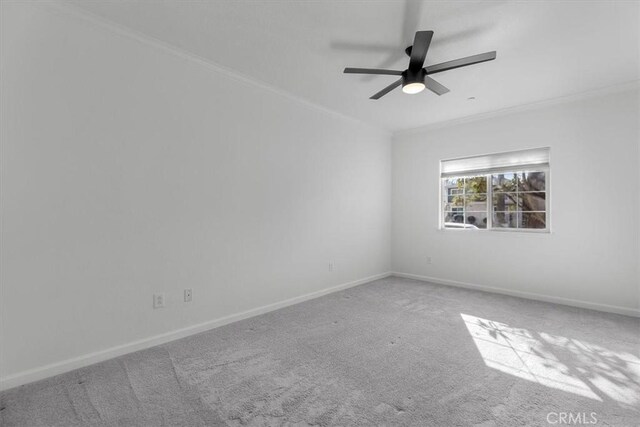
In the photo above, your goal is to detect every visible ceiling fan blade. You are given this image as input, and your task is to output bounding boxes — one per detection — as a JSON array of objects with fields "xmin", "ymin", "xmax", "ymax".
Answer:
[
  {"xmin": 344, "ymin": 68, "xmax": 403, "ymax": 76},
  {"xmin": 425, "ymin": 51, "xmax": 496, "ymax": 75},
  {"xmin": 409, "ymin": 30, "xmax": 434, "ymax": 70},
  {"xmin": 370, "ymin": 79, "xmax": 402, "ymax": 100},
  {"xmin": 424, "ymin": 76, "xmax": 450, "ymax": 96}
]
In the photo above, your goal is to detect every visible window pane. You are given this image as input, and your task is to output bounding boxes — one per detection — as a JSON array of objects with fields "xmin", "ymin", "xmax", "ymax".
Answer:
[
  {"xmin": 450, "ymin": 197, "xmax": 464, "ymax": 207},
  {"xmin": 443, "ymin": 211, "xmax": 465, "ymax": 224},
  {"xmin": 519, "ymin": 192, "xmax": 545, "ymax": 211},
  {"xmin": 518, "ymin": 171, "xmax": 546, "ymax": 191},
  {"xmin": 466, "ymin": 197, "xmax": 487, "ymax": 224},
  {"xmin": 465, "ymin": 193, "xmax": 486, "ymax": 206},
  {"xmin": 493, "ymin": 212, "xmax": 517, "ymax": 228},
  {"xmin": 465, "ymin": 212, "xmax": 487, "ymax": 228},
  {"xmin": 444, "ymin": 212, "xmax": 466, "ymax": 228},
  {"xmin": 444, "ymin": 177, "xmax": 464, "ymax": 187},
  {"xmin": 443, "ymin": 178, "xmax": 464, "ymax": 206},
  {"xmin": 444, "ymin": 177, "xmax": 464, "ymax": 192},
  {"xmin": 520, "ymin": 212, "xmax": 546, "ymax": 229},
  {"xmin": 492, "ymin": 173, "xmax": 517, "ymax": 192},
  {"xmin": 493, "ymin": 192, "xmax": 519, "ymax": 211},
  {"xmin": 465, "ymin": 176, "xmax": 487, "ymax": 194},
  {"xmin": 447, "ymin": 188, "xmax": 463, "ymax": 201}
]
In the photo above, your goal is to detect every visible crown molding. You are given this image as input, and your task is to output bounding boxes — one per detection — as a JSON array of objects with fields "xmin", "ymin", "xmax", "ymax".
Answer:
[
  {"xmin": 30, "ymin": 0, "xmax": 391, "ymax": 138},
  {"xmin": 394, "ymin": 79, "xmax": 640, "ymax": 138}
]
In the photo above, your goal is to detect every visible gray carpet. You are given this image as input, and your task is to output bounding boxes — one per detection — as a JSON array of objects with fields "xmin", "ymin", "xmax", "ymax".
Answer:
[{"xmin": 1, "ymin": 277, "xmax": 639, "ymax": 426}]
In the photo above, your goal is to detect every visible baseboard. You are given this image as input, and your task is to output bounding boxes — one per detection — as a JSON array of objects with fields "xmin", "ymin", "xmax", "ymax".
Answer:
[
  {"xmin": 0, "ymin": 272, "xmax": 391, "ymax": 392},
  {"xmin": 392, "ymin": 272, "xmax": 640, "ymax": 318}
]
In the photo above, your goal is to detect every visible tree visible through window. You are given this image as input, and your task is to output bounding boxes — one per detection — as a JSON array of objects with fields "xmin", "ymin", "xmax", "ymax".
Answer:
[{"xmin": 492, "ymin": 172, "xmax": 546, "ymax": 229}]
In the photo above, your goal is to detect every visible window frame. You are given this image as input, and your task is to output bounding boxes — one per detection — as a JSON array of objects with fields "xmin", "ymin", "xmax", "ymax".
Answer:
[{"xmin": 439, "ymin": 166, "xmax": 551, "ymax": 233}]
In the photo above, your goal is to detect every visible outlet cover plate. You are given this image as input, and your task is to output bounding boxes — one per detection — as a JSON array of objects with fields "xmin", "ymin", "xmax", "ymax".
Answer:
[{"xmin": 153, "ymin": 293, "xmax": 165, "ymax": 309}]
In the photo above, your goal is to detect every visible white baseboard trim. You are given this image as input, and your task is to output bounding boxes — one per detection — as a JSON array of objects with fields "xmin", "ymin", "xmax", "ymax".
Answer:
[
  {"xmin": 0, "ymin": 272, "xmax": 391, "ymax": 392},
  {"xmin": 391, "ymin": 272, "xmax": 640, "ymax": 318}
]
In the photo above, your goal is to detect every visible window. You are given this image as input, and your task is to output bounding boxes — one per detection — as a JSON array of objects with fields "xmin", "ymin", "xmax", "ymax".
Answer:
[{"xmin": 440, "ymin": 148, "xmax": 549, "ymax": 231}]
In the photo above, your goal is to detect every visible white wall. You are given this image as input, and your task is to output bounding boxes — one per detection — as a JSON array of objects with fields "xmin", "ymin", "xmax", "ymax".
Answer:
[
  {"xmin": 392, "ymin": 88, "xmax": 640, "ymax": 315},
  {"xmin": 0, "ymin": 2, "xmax": 391, "ymax": 385}
]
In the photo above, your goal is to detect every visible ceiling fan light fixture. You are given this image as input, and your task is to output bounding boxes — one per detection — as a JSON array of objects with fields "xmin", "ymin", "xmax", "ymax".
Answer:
[
  {"xmin": 401, "ymin": 68, "xmax": 427, "ymax": 95},
  {"xmin": 402, "ymin": 82, "xmax": 425, "ymax": 94}
]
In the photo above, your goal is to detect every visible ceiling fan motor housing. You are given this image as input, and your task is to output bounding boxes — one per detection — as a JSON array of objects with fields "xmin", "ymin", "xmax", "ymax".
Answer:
[{"xmin": 402, "ymin": 68, "xmax": 426, "ymax": 87}]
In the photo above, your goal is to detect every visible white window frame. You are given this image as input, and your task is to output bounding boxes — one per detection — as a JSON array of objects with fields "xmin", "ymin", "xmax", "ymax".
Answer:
[{"xmin": 439, "ymin": 149, "xmax": 551, "ymax": 233}]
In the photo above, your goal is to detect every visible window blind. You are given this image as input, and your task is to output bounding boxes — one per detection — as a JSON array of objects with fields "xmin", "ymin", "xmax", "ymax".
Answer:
[{"xmin": 440, "ymin": 147, "xmax": 550, "ymax": 177}]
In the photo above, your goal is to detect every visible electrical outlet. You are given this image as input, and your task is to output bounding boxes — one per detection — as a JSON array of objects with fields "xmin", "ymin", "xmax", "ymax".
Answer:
[
  {"xmin": 153, "ymin": 293, "xmax": 165, "ymax": 309},
  {"xmin": 184, "ymin": 289, "xmax": 192, "ymax": 302},
  {"xmin": 328, "ymin": 261, "xmax": 334, "ymax": 272},
  {"xmin": 426, "ymin": 256, "xmax": 432, "ymax": 264}
]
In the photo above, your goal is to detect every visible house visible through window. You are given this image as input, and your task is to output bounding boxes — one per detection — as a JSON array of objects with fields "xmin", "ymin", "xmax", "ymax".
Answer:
[{"xmin": 440, "ymin": 148, "xmax": 549, "ymax": 231}]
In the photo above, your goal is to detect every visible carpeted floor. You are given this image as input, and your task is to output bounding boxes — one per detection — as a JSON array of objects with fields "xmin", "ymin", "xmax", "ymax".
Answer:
[{"xmin": 1, "ymin": 277, "xmax": 639, "ymax": 426}]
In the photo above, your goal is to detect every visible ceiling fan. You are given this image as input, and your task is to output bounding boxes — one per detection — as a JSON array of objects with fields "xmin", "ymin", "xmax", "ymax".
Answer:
[{"xmin": 344, "ymin": 31, "xmax": 496, "ymax": 100}]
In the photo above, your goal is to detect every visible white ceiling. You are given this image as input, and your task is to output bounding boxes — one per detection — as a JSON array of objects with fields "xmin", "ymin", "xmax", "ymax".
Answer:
[{"xmin": 67, "ymin": 0, "xmax": 639, "ymax": 132}]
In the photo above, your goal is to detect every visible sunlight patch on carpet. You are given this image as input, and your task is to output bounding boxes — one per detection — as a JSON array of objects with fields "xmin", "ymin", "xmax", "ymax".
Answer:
[{"xmin": 461, "ymin": 313, "xmax": 640, "ymax": 406}]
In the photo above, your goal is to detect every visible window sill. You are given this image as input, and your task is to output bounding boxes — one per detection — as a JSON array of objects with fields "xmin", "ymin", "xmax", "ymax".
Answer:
[{"xmin": 437, "ymin": 227, "xmax": 551, "ymax": 234}]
